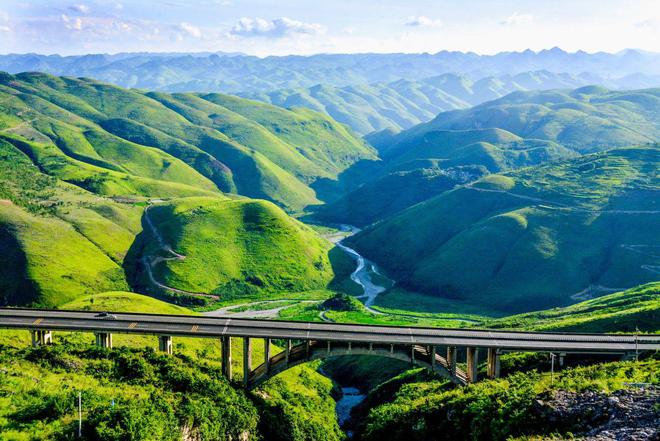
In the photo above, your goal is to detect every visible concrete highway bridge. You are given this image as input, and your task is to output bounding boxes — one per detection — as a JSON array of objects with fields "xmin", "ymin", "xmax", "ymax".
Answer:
[{"xmin": 1, "ymin": 308, "xmax": 658, "ymax": 389}]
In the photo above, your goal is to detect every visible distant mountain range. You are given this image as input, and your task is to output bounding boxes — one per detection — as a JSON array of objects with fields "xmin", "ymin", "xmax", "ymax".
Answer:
[
  {"xmin": 242, "ymin": 71, "xmax": 660, "ymax": 135},
  {"xmin": 1, "ymin": 49, "xmax": 659, "ymax": 96}
]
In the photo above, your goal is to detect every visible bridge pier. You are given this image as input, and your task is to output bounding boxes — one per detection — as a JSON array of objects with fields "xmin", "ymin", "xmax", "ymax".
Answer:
[
  {"xmin": 487, "ymin": 348, "xmax": 500, "ymax": 379},
  {"xmin": 243, "ymin": 338, "xmax": 252, "ymax": 386},
  {"xmin": 306, "ymin": 340, "xmax": 311, "ymax": 359},
  {"xmin": 466, "ymin": 347, "xmax": 479, "ymax": 383},
  {"xmin": 285, "ymin": 339, "xmax": 291, "ymax": 366},
  {"xmin": 264, "ymin": 338, "xmax": 271, "ymax": 373},
  {"xmin": 158, "ymin": 335, "xmax": 173, "ymax": 354},
  {"xmin": 94, "ymin": 332, "xmax": 113, "ymax": 349},
  {"xmin": 411, "ymin": 345, "xmax": 416, "ymax": 365},
  {"xmin": 559, "ymin": 352, "xmax": 566, "ymax": 367},
  {"xmin": 222, "ymin": 336, "xmax": 232, "ymax": 379},
  {"xmin": 30, "ymin": 329, "xmax": 52, "ymax": 347},
  {"xmin": 431, "ymin": 346, "xmax": 437, "ymax": 369},
  {"xmin": 447, "ymin": 346, "xmax": 457, "ymax": 374}
]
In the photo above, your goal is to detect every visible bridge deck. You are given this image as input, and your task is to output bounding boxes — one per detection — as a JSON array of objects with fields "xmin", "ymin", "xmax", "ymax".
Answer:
[{"xmin": 1, "ymin": 308, "xmax": 659, "ymax": 353}]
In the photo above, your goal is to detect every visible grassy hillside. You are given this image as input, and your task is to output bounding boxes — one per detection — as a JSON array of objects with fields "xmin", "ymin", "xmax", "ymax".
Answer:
[
  {"xmin": 0, "ymin": 71, "xmax": 374, "ymax": 212},
  {"xmin": 0, "ymin": 139, "xmax": 142, "ymax": 307},
  {"xmin": 130, "ymin": 197, "xmax": 335, "ymax": 298},
  {"xmin": 482, "ymin": 282, "xmax": 660, "ymax": 332},
  {"xmin": 244, "ymin": 71, "xmax": 600, "ymax": 135},
  {"xmin": 0, "ymin": 130, "xmax": 341, "ymax": 308},
  {"xmin": 348, "ymin": 146, "xmax": 660, "ymax": 313},
  {"xmin": 316, "ymin": 86, "xmax": 658, "ymax": 227},
  {"xmin": 0, "ymin": 292, "xmax": 344, "ymax": 441},
  {"xmin": 356, "ymin": 359, "xmax": 659, "ymax": 441},
  {"xmin": 391, "ymin": 87, "xmax": 660, "ymax": 154}
]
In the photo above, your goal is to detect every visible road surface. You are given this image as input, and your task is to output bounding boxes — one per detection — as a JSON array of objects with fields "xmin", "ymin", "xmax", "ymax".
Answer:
[{"xmin": 2, "ymin": 308, "xmax": 658, "ymax": 354}]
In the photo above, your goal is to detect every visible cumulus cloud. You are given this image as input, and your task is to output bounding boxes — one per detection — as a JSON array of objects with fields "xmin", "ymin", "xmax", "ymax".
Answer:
[
  {"xmin": 61, "ymin": 14, "xmax": 83, "ymax": 31},
  {"xmin": 230, "ymin": 17, "xmax": 325, "ymax": 38},
  {"xmin": 179, "ymin": 22, "xmax": 202, "ymax": 38},
  {"xmin": 500, "ymin": 12, "xmax": 534, "ymax": 26},
  {"xmin": 405, "ymin": 16, "xmax": 441, "ymax": 28},
  {"xmin": 634, "ymin": 19, "xmax": 659, "ymax": 29},
  {"xmin": 69, "ymin": 4, "xmax": 90, "ymax": 14}
]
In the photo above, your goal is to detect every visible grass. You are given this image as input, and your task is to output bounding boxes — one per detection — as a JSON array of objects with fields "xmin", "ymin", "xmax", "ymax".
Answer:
[
  {"xmin": 483, "ymin": 282, "xmax": 660, "ymax": 333},
  {"xmin": 349, "ymin": 146, "xmax": 660, "ymax": 313},
  {"xmin": 1, "ymin": 71, "xmax": 374, "ymax": 214},
  {"xmin": 357, "ymin": 359, "xmax": 660, "ymax": 441},
  {"xmin": 0, "ymin": 291, "xmax": 346, "ymax": 440},
  {"xmin": 136, "ymin": 197, "xmax": 335, "ymax": 297}
]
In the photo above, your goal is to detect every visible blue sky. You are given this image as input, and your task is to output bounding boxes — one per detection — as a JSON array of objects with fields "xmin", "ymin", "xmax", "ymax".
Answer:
[{"xmin": 0, "ymin": 0, "xmax": 659, "ymax": 55}]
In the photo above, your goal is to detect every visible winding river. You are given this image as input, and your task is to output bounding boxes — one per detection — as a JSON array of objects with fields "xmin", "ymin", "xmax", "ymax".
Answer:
[{"xmin": 330, "ymin": 225, "xmax": 393, "ymax": 311}]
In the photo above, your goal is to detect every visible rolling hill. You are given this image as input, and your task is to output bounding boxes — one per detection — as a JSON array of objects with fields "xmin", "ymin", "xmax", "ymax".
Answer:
[
  {"xmin": 242, "ymin": 71, "xmax": 605, "ymax": 135},
  {"xmin": 315, "ymin": 87, "xmax": 660, "ymax": 226},
  {"xmin": 129, "ymin": 197, "xmax": 335, "ymax": 297},
  {"xmin": 347, "ymin": 146, "xmax": 660, "ymax": 313},
  {"xmin": 483, "ymin": 282, "xmax": 660, "ymax": 332},
  {"xmin": 0, "ymin": 73, "xmax": 365, "ymax": 307},
  {"xmin": 0, "ymin": 72, "xmax": 374, "ymax": 212}
]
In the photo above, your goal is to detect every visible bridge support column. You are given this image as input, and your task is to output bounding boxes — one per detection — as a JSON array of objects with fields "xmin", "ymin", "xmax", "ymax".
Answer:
[
  {"xmin": 411, "ymin": 345, "xmax": 416, "ymax": 365},
  {"xmin": 327, "ymin": 341, "xmax": 331, "ymax": 355},
  {"xmin": 30, "ymin": 330, "xmax": 53, "ymax": 347},
  {"xmin": 95, "ymin": 332, "xmax": 112, "ymax": 349},
  {"xmin": 222, "ymin": 336, "xmax": 232, "ymax": 380},
  {"xmin": 447, "ymin": 346, "xmax": 457, "ymax": 374},
  {"xmin": 306, "ymin": 340, "xmax": 311, "ymax": 359},
  {"xmin": 466, "ymin": 347, "xmax": 479, "ymax": 383},
  {"xmin": 158, "ymin": 335, "xmax": 173, "ymax": 354},
  {"xmin": 264, "ymin": 338, "xmax": 271, "ymax": 373},
  {"xmin": 487, "ymin": 348, "xmax": 500, "ymax": 379},
  {"xmin": 431, "ymin": 346, "xmax": 437, "ymax": 369},
  {"xmin": 285, "ymin": 339, "xmax": 291, "ymax": 366},
  {"xmin": 558, "ymin": 352, "xmax": 566, "ymax": 367},
  {"xmin": 243, "ymin": 338, "xmax": 252, "ymax": 386}
]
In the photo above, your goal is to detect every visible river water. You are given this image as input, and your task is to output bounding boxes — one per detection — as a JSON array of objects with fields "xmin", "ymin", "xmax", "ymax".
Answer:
[
  {"xmin": 330, "ymin": 225, "xmax": 393, "ymax": 309},
  {"xmin": 335, "ymin": 387, "xmax": 366, "ymax": 437}
]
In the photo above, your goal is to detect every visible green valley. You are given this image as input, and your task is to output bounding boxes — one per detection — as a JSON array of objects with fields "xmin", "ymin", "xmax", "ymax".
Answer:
[
  {"xmin": 347, "ymin": 146, "xmax": 660, "ymax": 312},
  {"xmin": 314, "ymin": 87, "xmax": 659, "ymax": 227}
]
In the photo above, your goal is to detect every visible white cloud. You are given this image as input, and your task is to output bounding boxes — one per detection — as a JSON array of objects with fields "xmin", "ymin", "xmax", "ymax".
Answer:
[
  {"xmin": 69, "ymin": 4, "xmax": 90, "ymax": 14},
  {"xmin": 230, "ymin": 17, "xmax": 325, "ymax": 38},
  {"xmin": 62, "ymin": 14, "xmax": 83, "ymax": 30},
  {"xmin": 405, "ymin": 16, "xmax": 441, "ymax": 28},
  {"xmin": 179, "ymin": 22, "xmax": 202, "ymax": 38},
  {"xmin": 0, "ymin": 25, "xmax": 10, "ymax": 33},
  {"xmin": 634, "ymin": 19, "xmax": 659, "ymax": 29},
  {"xmin": 500, "ymin": 12, "xmax": 534, "ymax": 26}
]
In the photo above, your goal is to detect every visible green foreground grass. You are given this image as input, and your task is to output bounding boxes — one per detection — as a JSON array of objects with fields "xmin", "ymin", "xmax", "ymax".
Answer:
[{"xmin": 0, "ymin": 292, "xmax": 345, "ymax": 441}]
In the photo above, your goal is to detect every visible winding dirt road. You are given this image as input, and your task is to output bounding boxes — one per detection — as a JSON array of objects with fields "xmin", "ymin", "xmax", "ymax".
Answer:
[{"xmin": 141, "ymin": 203, "xmax": 219, "ymax": 300}]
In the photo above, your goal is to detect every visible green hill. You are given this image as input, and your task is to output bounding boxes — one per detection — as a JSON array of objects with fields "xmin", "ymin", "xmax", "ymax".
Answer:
[
  {"xmin": 348, "ymin": 146, "xmax": 660, "ymax": 313},
  {"xmin": 0, "ymin": 72, "xmax": 374, "ymax": 212},
  {"xmin": 243, "ymin": 72, "xmax": 624, "ymax": 136},
  {"xmin": 130, "ymin": 197, "xmax": 335, "ymax": 297},
  {"xmin": 0, "ymin": 80, "xmax": 350, "ymax": 307},
  {"xmin": 0, "ymin": 138, "xmax": 141, "ymax": 307},
  {"xmin": 483, "ymin": 282, "xmax": 660, "ymax": 332},
  {"xmin": 395, "ymin": 87, "xmax": 660, "ymax": 153},
  {"xmin": 315, "ymin": 87, "xmax": 660, "ymax": 227}
]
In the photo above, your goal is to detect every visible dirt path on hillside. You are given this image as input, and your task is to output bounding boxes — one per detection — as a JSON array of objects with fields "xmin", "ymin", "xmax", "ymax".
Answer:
[
  {"xmin": 466, "ymin": 185, "xmax": 660, "ymax": 214},
  {"xmin": 141, "ymin": 203, "xmax": 219, "ymax": 300}
]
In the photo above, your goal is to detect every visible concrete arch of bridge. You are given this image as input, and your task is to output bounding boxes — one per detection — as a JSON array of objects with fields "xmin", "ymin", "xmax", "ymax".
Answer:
[{"xmin": 246, "ymin": 340, "xmax": 468, "ymax": 390}]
